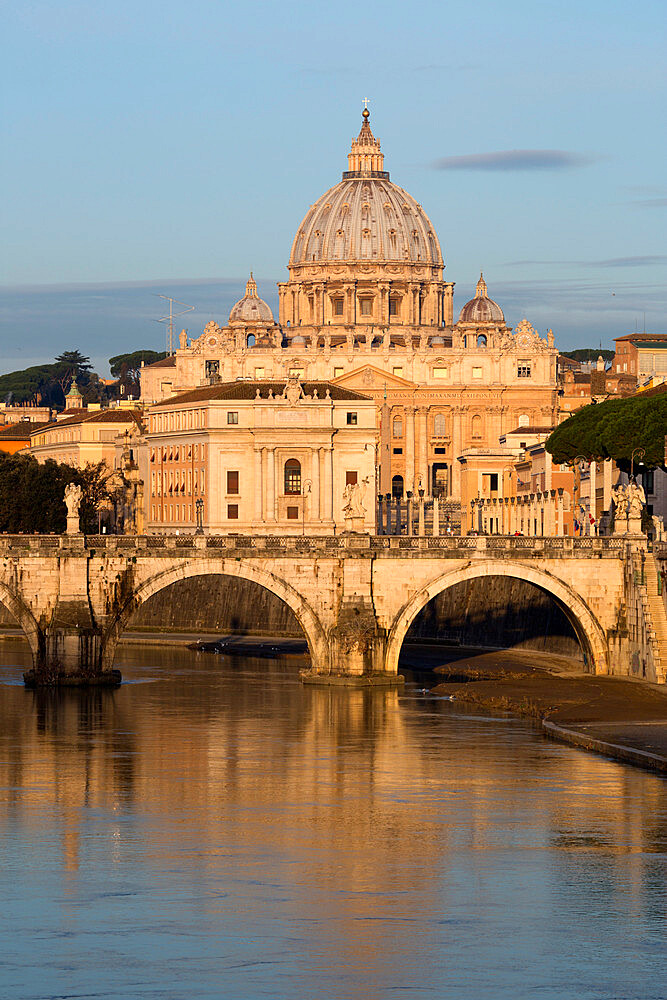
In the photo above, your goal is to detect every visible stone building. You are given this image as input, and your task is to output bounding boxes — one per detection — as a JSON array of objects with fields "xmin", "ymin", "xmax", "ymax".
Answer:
[
  {"xmin": 141, "ymin": 110, "xmax": 559, "ymax": 505},
  {"xmin": 145, "ymin": 379, "xmax": 376, "ymax": 534}
]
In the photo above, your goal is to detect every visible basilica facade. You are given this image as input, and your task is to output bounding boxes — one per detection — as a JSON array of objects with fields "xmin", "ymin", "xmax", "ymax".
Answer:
[{"xmin": 141, "ymin": 110, "xmax": 558, "ymax": 505}]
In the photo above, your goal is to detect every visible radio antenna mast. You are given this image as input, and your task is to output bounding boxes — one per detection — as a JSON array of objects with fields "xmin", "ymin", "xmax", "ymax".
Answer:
[{"xmin": 153, "ymin": 295, "xmax": 195, "ymax": 355}]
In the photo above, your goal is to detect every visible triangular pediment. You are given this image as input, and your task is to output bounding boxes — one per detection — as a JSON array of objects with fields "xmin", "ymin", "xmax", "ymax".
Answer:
[{"xmin": 332, "ymin": 364, "xmax": 415, "ymax": 390}]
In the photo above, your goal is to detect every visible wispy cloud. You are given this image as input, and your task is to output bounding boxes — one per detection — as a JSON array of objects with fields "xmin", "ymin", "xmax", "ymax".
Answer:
[
  {"xmin": 633, "ymin": 198, "xmax": 667, "ymax": 208},
  {"xmin": 433, "ymin": 150, "xmax": 597, "ymax": 171},
  {"xmin": 504, "ymin": 256, "xmax": 667, "ymax": 269}
]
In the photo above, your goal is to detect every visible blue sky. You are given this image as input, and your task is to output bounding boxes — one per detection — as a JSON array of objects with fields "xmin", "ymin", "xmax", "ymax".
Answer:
[{"xmin": 2, "ymin": 0, "xmax": 666, "ymax": 376}]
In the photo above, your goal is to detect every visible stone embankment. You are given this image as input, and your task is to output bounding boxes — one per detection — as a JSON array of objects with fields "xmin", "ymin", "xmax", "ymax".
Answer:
[{"xmin": 414, "ymin": 647, "xmax": 667, "ymax": 774}]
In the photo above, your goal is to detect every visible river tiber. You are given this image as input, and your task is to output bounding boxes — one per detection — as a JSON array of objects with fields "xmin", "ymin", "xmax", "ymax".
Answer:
[{"xmin": 1, "ymin": 107, "xmax": 666, "ymax": 1000}]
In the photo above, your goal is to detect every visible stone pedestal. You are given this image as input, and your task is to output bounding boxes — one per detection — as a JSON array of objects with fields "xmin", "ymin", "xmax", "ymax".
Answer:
[
  {"xmin": 614, "ymin": 517, "xmax": 628, "ymax": 536},
  {"xmin": 342, "ymin": 516, "xmax": 367, "ymax": 534},
  {"xmin": 66, "ymin": 514, "xmax": 81, "ymax": 535},
  {"xmin": 627, "ymin": 516, "xmax": 642, "ymax": 536}
]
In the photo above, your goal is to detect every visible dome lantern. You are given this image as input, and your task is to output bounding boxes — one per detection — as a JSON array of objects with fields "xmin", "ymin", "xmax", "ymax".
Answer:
[{"xmin": 345, "ymin": 107, "xmax": 387, "ymax": 179}]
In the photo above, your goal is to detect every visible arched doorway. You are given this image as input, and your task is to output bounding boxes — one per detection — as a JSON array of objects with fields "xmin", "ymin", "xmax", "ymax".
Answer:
[{"xmin": 391, "ymin": 475, "xmax": 404, "ymax": 499}]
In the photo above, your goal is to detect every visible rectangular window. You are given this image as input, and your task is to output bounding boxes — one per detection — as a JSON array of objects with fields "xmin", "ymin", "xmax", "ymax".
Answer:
[
  {"xmin": 334, "ymin": 367, "xmax": 344, "ymax": 378},
  {"xmin": 360, "ymin": 299, "xmax": 372, "ymax": 316},
  {"xmin": 286, "ymin": 506, "xmax": 299, "ymax": 519},
  {"xmin": 227, "ymin": 504, "xmax": 239, "ymax": 519},
  {"xmin": 227, "ymin": 411, "xmax": 239, "ymax": 424},
  {"xmin": 345, "ymin": 471, "xmax": 358, "ymax": 486},
  {"xmin": 346, "ymin": 412, "xmax": 358, "ymax": 425},
  {"xmin": 434, "ymin": 447, "xmax": 446, "ymax": 455},
  {"xmin": 289, "ymin": 367, "xmax": 305, "ymax": 378},
  {"xmin": 389, "ymin": 298, "xmax": 398, "ymax": 316},
  {"xmin": 433, "ymin": 367, "xmax": 448, "ymax": 378},
  {"xmin": 254, "ymin": 367, "xmax": 265, "ymax": 378},
  {"xmin": 472, "ymin": 367, "xmax": 483, "ymax": 379},
  {"xmin": 517, "ymin": 363, "xmax": 531, "ymax": 378},
  {"xmin": 393, "ymin": 447, "xmax": 403, "ymax": 454},
  {"xmin": 392, "ymin": 367, "xmax": 403, "ymax": 377},
  {"xmin": 200, "ymin": 469, "xmax": 205, "ymax": 493},
  {"xmin": 227, "ymin": 470, "xmax": 239, "ymax": 494},
  {"xmin": 334, "ymin": 298, "xmax": 344, "ymax": 316}
]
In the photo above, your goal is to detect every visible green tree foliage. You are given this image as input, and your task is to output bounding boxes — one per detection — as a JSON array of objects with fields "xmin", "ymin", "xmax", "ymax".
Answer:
[
  {"xmin": 0, "ymin": 351, "xmax": 96, "ymax": 408},
  {"xmin": 560, "ymin": 348, "xmax": 615, "ymax": 363},
  {"xmin": 109, "ymin": 350, "xmax": 167, "ymax": 380},
  {"xmin": 0, "ymin": 453, "xmax": 111, "ymax": 534},
  {"xmin": 54, "ymin": 350, "xmax": 93, "ymax": 384},
  {"xmin": 546, "ymin": 391, "xmax": 667, "ymax": 470}
]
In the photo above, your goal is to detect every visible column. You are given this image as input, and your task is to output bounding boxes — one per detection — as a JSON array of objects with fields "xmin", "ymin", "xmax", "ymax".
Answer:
[
  {"xmin": 405, "ymin": 406, "xmax": 416, "ymax": 494},
  {"xmin": 417, "ymin": 407, "xmax": 428, "ymax": 493},
  {"xmin": 418, "ymin": 495, "xmax": 425, "ymax": 536},
  {"xmin": 589, "ymin": 460, "xmax": 597, "ymax": 527},
  {"xmin": 432, "ymin": 496, "xmax": 440, "ymax": 536},
  {"xmin": 254, "ymin": 448, "xmax": 263, "ymax": 522},
  {"xmin": 556, "ymin": 490, "xmax": 563, "ymax": 536},
  {"xmin": 323, "ymin": 446, "xmax": 333, "ymax": 521},
  {"xmin": 311, "ymin": 447, "xmax": 320, "ymax": 525},
  {"xmin": 545, "ymin": 490, "xmax": 554, "ymax": 536},
  {"xmin": 450, "ymin": 407, "xmax": 462, "ymax": 499},
  {"xmin": 603, "ymin": 458, "xmax": 613, "ymax": 516},
  {"xmin": 267, "ymin": 447, "xmax": 276, "ymax": 522}
]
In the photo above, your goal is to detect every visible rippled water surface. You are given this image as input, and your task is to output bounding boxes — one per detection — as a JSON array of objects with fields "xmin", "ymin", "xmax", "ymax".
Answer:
[{"xmin": 1, "ymin": 637, "xmax": 667, "ymax": 1000}]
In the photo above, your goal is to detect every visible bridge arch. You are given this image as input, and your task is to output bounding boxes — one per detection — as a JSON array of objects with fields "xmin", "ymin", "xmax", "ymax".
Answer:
[
  {"xmin": 0, "ymin": 582, "xmax": 43, "ymax": 664},
  {"xmin": 101, "ymin": 558, "xmax": 329, "ymax": 672},
  {"xmin": 384, "ymin": 559, "xmax": 609, "ymax": 676}
]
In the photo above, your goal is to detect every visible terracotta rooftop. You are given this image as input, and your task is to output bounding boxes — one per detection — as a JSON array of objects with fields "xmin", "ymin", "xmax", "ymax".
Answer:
[
  {"xmin": 32, "ymin": 409, "xmax": 144, "ymax": 435},
  {"xmin": 506, "ymin": 425, "xmax": 554, "ymax": 436},
  {"xmin": 0, "ymin": 421, "xmax": 50, "ymax": 440},
  {"xmin": 144, "ymin": 355, "xmax": 177, "ymax": 369},
  {"xmin": 614, "ymin": 333, "xmax": 667, "ymax": 343},
  {"xmin": 151, "ymin": 381, "xmax": 372, "ymax": 407}
]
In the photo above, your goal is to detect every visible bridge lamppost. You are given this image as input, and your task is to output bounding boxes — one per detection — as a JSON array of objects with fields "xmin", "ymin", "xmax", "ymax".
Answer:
[
  {"xmin": 631, "ymin": 447, "xmax": 645, "ymax": 480},
  {"xmin": 195, "ymin": 498, "xmax": 204, "ymax": 535}
]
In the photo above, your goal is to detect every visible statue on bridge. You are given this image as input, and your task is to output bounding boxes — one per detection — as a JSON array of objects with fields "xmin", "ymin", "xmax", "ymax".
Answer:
[
  {"xmin": 613, "ymin": 479, "xmax": 646, "ymax": 535},
  {"xmin": 64, "ymin": 482, "xmax": 83, "ymax": 534},
  {"xmin": 343, "ymin": 478, "xmax": 369, "ymax": 533}
]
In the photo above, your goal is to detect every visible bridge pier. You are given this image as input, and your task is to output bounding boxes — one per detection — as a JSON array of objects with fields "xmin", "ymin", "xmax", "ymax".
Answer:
[
  {"xmin": 23, "ymin": 537, "xmax": 122, "ymax": 687},
  {"xmin": 301, "ymin": 554, "xmax": 403, "ymax": 686}
]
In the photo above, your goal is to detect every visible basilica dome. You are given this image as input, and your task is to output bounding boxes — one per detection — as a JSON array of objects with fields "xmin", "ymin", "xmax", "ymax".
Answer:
[
  {"xmin": 458, "ymin": 274, "xmax": 505, "ymax": 324},
  {"xmin": 229, "ymin": 274, "xmax": 274, "ymax": 325},
  {"xmin": 288, "ymin": 110, "xmax": 443, "ymax": 270}
]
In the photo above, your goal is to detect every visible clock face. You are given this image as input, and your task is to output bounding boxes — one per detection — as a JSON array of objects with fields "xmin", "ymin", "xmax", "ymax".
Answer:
[
  {"xmin": 517, "ymin": 333, "xmax": 532, "ymax": 349},
  {"xmin": 208, "ymin": 337, "xmax": 218, "ymax": 347}
]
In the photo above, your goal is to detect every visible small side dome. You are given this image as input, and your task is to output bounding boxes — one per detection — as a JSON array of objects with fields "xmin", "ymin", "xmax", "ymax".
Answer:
[
  {"xmin": 459, "ymin": 273, "xmax": 505, "ymax": 324},
  {"xmin": 229, "ymin": 273, "xmax": 274, "ymax": 324}
]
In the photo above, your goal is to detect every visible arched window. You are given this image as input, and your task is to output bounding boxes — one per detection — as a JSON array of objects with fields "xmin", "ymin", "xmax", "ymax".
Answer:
[
  {"xmin": 392, "ymin": 416, "xmax": 403, "ymax": 439},
  {"xmin": 392, "ymin": 475, "xmax": 404, "ymax": 499},
  {"xmin": 471, "ymin": 414, "xmax": 482, "ymax": 439},
  {"xmin": 477, "ymin": 333, "xmax": 487, "ymax": 348},
  {"xmin": 518, "ymin": 413, "xmax": 529, "ymax": 427},
  {"xmin": 433, "ymin": 413, "xmax": 446, "ymax": 436},
  {"xmin": 247, "ymin": 334, "xmax": 256, "ymax": 348},
  {"xmin": 284, "ymin": 459, "xmax": 301, "ymax": 495}
]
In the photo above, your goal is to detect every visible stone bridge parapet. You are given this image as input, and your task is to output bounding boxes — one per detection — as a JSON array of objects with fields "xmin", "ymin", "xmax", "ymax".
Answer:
[{"xmin": 0, "ymin": 533, "xmax": 657, "ymax": 687}]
